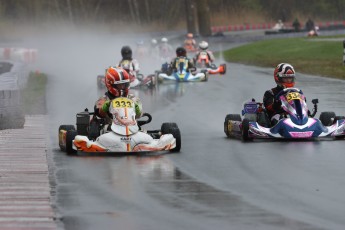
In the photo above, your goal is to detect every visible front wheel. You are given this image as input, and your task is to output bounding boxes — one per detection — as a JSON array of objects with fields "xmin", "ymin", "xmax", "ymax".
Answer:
[
  {"xmin": 201, "ymin": 70, "xmax": 208, "ymax": 82},
  {"xmin": 58, "ymin": 125, "xmax": 75, "ymax": 151},
  {"xmin": 242, "ymin": 118, "xmax": 253, "ymax": 141},
  {"xmin": 319, "ymin": 112, "xmax": 336, "ymax": 126},
  {"xmin": 224, "ymin": 114, "xmax": 241, "ymax": 138},
  {"xmin": 66, "ymin": 130, "xmax": 78, "ymax": 155}
]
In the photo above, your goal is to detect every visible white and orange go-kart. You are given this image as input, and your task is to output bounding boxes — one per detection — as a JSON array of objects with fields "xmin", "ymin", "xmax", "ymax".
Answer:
[
  {"xmin": 194, "ymin": 51, "xmax": 226, "ymax": 75},
  {"xmin": 59, "ymin": 97, "xmax": 181, "ymax": 155}
]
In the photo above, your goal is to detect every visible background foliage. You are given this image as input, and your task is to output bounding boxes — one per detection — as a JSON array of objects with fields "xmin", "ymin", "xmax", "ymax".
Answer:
[{"xmin": 1, "ymin": 0, "xmax": 345, "ymax": 31}]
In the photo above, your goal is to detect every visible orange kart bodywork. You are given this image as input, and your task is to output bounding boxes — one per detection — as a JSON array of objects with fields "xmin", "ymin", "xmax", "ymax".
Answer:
[{"xmin": 207, "ymin": 63, "xmax": 226, "ymax": 75}]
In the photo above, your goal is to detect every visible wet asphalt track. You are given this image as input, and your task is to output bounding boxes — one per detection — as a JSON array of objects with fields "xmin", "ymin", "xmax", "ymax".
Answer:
[{"xmin": 26, "ymin": 30, "xmax": 345, "ymax": 230}]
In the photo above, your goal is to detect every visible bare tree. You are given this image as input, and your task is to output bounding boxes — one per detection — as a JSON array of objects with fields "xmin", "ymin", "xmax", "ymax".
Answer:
[
  {"xmin": 197, "ymin": 0, "xmax": 211, "ymax": 36},
  {"xmin": 66, "ymin": 0, "xmax": 74, "ymax": 23},
  {"xmin": 144, "ymin": 0, "xmax": 151, "ymax": 23},
  {"xmin": 185, "ymin": 0, "xmax": 197, "ymax": 34}
]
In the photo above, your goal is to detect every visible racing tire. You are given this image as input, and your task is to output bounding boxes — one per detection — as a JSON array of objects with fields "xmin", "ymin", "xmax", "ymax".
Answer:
[
  {"xmin": 169, "ymin": 127, "xmax": 181, "ymax": 153},
  {"xmin": 319, "ymin": 112, "xmax": 336, "ymax": 126},
  {"xmin": 58, "ymin": 125, "xmax": 75, "ymax": 151},
  {"xmin": 202, "ymin": 70, "xmax": 209, "ymax": 82},
  {"xmin": 221, "ymin": 64, "xmax": 226, "ymax": 74},
  {"xmin": 242, "ymin": 118, "xmax": 253, "ymax": 141},
  {"xmin": 155, "ymin": 71, "xmax": 164, "ymax": 85},
  {"xmin": 224, "ymin": 114, "xmax": 241, "ymax": 138},
  {"xmin": 66, "ymin": 130, "xmax": 77, "ymax": 155},
  {"xmin": 145, "ymin": 74, "xmax": 156, "ymax": 89},
  {"xmin": 88, "ymin": 120, "xmax": 100, "ymax": 141},
  {"xmin": 161, "ymin": 123, "xmax": 178, "ymax": 134}
]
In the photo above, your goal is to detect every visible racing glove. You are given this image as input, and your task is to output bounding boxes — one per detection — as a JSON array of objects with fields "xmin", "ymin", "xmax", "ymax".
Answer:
[{"xmin": 272, "ymin": 99, "xmax": 282, "ymax": 110}]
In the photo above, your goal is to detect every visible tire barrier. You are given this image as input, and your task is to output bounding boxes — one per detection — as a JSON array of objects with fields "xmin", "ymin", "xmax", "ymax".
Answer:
[
  {"xmin": 211, "ymin": 20, "xmax": 345, "ymax": 34},
  {"xmin": 0, "ymin": 60, "xmax": 29, "ymax": 130},
  {"xmin": 0, "ymin": 47, "xmax": 37, "ymax": 64}
]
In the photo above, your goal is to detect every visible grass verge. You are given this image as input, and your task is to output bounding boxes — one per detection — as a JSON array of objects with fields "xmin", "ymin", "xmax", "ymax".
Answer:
[
  {"xmin": 21, "ymin": 71, "xmax": 47, "ymax": 114},
  {"xmin": 223, "ymin": 35, "xmax": 345, "ymax": 79}
]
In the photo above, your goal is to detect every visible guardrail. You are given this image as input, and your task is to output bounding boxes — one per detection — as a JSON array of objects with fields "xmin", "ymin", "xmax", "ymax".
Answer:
[{"xmin": 0, "ymin": 47, "xmax": 37, "ymax": 64}]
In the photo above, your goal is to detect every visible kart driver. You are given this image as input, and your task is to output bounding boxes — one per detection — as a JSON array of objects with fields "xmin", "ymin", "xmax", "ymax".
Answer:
[
  {"xmin": 168, "ymin": 47, "xmax": 195, "ymax": 74},
  {"xmin": 93, "ymin": 66, "xmax": 142, "ymax": 130},
  {"xmin": 118, "ymin": 46, "xmax": 140, "ymax": 81},
  {"xmin": 184, "ymin": 33, "xmax": 197, "ymax": 51},
  {"xmin": 157, "ymin": 37, "xmax": 174, "ymax": 60},
  {"xmin": 193, "ymin": 41, "xmax": 215, "ymax": 67},
  {"xmin": 263, "ymin": 63, "xmax": 298, "ymax": 125}
]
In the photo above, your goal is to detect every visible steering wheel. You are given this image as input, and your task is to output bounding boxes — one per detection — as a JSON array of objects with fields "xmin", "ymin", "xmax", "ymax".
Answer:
[{"xmin": 275, "ymin": 87, "xmax": 301, "ymax": 100}]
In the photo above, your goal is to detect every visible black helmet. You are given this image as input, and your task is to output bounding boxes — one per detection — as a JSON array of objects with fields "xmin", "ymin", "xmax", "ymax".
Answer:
[
  {"xmin": 176, "ymin": 47, "xmax": 186, "ymax": 57},
  {"xmin": 121, "ymin": 46, "xmax": 132, "ymax": 60}
]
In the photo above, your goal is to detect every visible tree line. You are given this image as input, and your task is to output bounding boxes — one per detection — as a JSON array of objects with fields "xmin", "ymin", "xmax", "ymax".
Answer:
[{"xmin": 1, "ymin": 0, "xmax": 344, "ymax": 28}]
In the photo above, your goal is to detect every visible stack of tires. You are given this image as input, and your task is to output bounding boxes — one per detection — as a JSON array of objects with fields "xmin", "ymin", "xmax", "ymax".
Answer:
[{"xmin": 0, "ymin": 60, "xmax": 27, "ymax": 129}]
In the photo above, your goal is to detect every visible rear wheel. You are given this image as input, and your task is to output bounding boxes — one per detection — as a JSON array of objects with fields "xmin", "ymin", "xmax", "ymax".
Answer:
[
  {"xmin": 161, "ymin": 123, "xmax": 178, "ymax": 134},
  {"xmin": 58, "ymin": 125, "xmax": 75, "ymax": 151},
  {"xmin": 224, "ymin": 114, "xmax": 241, "ymax": 138},
  {"xmin": 242, "ymin": 118, "xmax": 253, "ymax": 141},
  {"xmin": 203, "ymin": 71, "xmax": 209, "ymax": 82},
  {"xmin": 319, "ymin": 112, "xmax": 336, "ymax": 126},
  {"xmin": 161, "ymin": 123, "xmax": 181, "ymax": 153},
  {"xmin": 66, "ymin": 130, "xmax": 77, "ymax": 155},
  {"xmin": 169, "ymin": 127, "xmax": 181, "ymax": 153},
  {"xmin": 88, "ymin": 120, "xmax": 100, "ymax": 141},
  {"xmin": 221, "ymin": 64, "xmax": 227, "ymax": 74}
]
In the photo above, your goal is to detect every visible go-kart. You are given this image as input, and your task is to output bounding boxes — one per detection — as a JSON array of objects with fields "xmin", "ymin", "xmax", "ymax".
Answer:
[
  {"xmin": 59, "ymin": 97, "xmax": 181, "ymax": 155},
  {"xmin": 194, "ymin": 51, "xmax": 226, "ymax": 75},
  {"xmin": 97, "ymin": 73, "xmax": 156, "ymax": 90},
  {"xmin": 157, "ymin": 58, "xmax": 208, "ymax": 83},
  {"xmin": 224, "ymin": 88, "xmax": 345, "ymax": 141},
  {"xmin": 184, "ymin": 44, "xmax": 197, "ymax": 53}
]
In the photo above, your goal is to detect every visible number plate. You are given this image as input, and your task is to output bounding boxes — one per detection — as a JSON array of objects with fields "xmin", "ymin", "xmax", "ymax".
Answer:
[
  {"xmin": 112, "ymin": 97, "xmax": 134, "ymax": 108},
  {"xmin": 286, "ymin": 92, "xmax": 301, "ymax": 102}
]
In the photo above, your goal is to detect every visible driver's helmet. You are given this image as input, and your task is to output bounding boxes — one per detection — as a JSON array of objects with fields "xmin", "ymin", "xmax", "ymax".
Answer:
[
  {"xmin": 187, "ymin": 33, "xmax": 193, "ymax": 38},
  {"xmin": 151, "ymin": 39, "xmax": 157, "ymax": 45},
  {"xmin": 274, "ymin": 63, "xmax": 295, "ymax": 88},
  {"xmin": 176, "ymin": 47, "xmax": 186, "ymax": 57},
  {"xmin": 121, "ymin": 46, "xmax": 132, "ymax": 60},
  {"xmin": 105, "ymin": 66, "xmax": 130, "ymax": 97},
  {"xmin": 161, "ymin": 37, "xmax": 168, "ymax": 43},
  {"xmin": 136, "ymin": 40, "xmax": 144, "ymax": 46},
  {"xmin": 199, "ymin": 41, "xmax": 208, "ymax": 50}
]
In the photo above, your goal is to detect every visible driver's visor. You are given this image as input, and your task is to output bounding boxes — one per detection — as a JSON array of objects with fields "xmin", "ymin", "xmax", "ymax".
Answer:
[
  {"xmin": 281, "ymin": 77, "xmax": 295, "ymax": 83},
  {"xmin": 111, "ymin": 82, "xmax": 130, "ymax": 90}
]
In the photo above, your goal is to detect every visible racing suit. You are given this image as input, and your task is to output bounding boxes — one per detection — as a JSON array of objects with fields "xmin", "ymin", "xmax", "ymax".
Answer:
[
  {"xmin": 92, "ymin": 91, "xmax": 143, "ymax": 137},
  {"xmin": 184, "ymin": 38, "xmax": 197, "ymax": 51},
  {"xmin": 157, "ymin": 43, "xmax": 174, "ymax": 60},
  {"xmin": 263, "ymin": 85, "xmax": 286, "ymax": 125},
  {"xmin": 168, "ymin": 56, "xmax": 195, "ymax": 74},
  {"xmin": 263, "ymin": 86, "xmax": 307, "ymax": 125},
  {"xmin": 118, "ymin": 59, "xmax": 140, "ymax": 81},
  {"xmin": 194, "ymin": 50, "xmax": 215, "ymax": 67}
]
